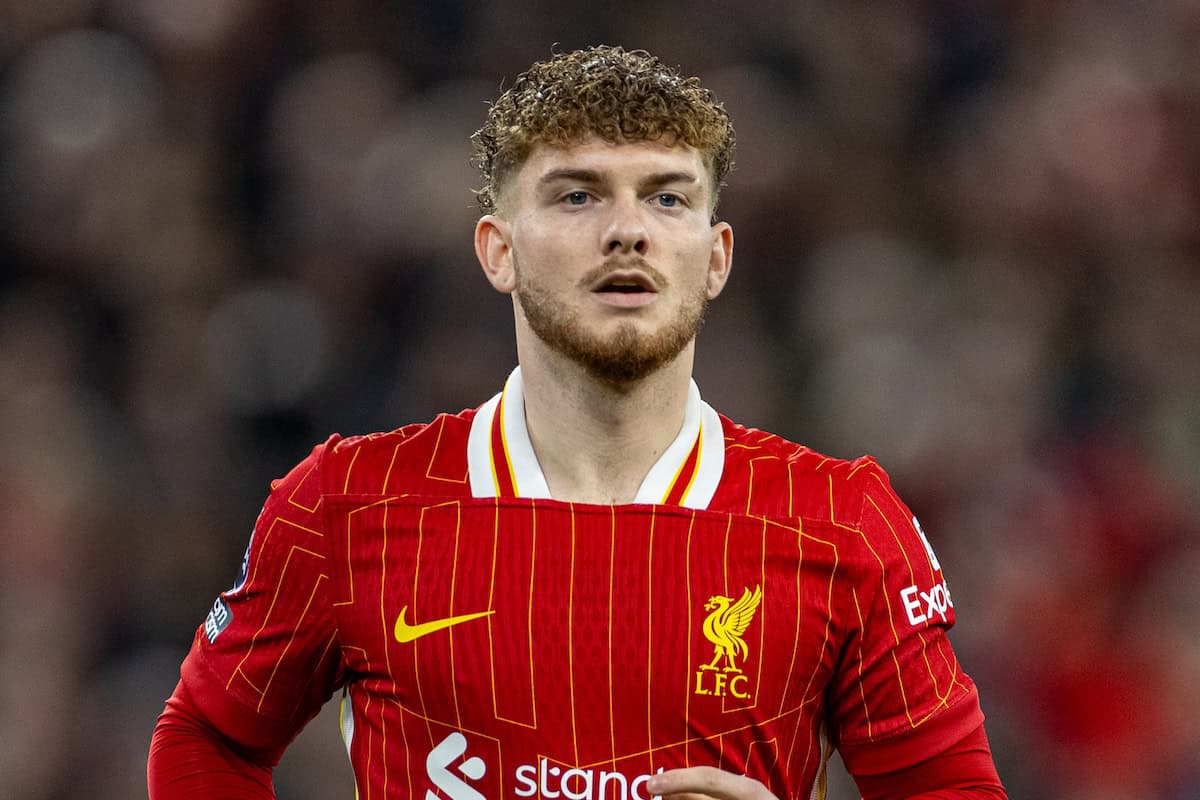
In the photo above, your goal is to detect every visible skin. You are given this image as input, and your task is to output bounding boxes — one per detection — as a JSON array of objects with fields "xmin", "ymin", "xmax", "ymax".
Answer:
[{"xmin": 646, "ymin": 766, "xmax": 777, "ymax": 800}]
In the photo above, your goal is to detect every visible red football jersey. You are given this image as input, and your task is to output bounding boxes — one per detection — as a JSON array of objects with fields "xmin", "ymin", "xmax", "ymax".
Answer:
[{"xmin": 181, "ymin": 368, "xmax": 982, "ymax": 799}]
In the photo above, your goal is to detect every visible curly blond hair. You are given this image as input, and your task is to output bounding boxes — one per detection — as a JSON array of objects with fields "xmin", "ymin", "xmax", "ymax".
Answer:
[{"xmin": 472, "ymin": 45, "xmax": 735, "ymax": 215}]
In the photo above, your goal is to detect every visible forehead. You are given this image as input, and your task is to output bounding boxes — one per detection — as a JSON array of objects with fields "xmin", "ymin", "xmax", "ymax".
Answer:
[{"xmin": 513, "ymin": 137, "xmax": 710, "ymax": 190}]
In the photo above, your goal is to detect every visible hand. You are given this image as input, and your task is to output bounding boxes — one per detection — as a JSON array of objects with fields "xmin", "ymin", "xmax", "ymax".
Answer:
[{"xmin": 646, "ymin": 766, "xmax": 778, "ymax": 800}]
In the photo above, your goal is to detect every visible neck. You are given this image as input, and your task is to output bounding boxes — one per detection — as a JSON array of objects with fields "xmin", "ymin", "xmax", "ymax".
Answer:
[{"xmin": 517, "ymin": 343, "xmax": 695, "ymax": 504}]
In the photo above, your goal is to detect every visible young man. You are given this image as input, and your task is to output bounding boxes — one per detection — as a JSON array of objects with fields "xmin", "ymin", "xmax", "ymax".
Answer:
[{"xmin": 148, "ymin": 46, "xmax": 1006, "ymax": 799}]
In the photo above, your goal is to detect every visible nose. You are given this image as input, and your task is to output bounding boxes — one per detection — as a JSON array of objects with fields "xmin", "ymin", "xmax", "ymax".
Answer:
[{"xmin": 603, "ymin": 196, "xmax": 648, "ymax": 255}]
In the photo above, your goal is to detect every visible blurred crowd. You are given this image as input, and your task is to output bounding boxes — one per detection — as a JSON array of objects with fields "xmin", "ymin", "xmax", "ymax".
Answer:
[{"xmin": 2, "ymin": 2, "xmax": 1198, "ymax": 798}]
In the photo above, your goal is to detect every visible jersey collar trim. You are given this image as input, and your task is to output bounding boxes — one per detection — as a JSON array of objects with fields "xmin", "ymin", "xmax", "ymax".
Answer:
[{"xmin": 467, "ymin": 366, "xmax": 724, "ymax": 509}]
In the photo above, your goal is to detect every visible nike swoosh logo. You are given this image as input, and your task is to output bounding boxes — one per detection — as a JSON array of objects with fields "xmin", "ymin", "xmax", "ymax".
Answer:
[{"xmin": 393, "ymin": 605, "xmax": 495, "ymax": 643}]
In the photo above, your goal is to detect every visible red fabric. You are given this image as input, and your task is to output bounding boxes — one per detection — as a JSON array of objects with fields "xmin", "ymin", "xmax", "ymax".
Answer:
[
  {"xmin": 147, "ymin": 680, "xmax": 277, "ymax": 799},
  {"xmin": 179, "ymin": 440, "xmax": 343, "ymax": 745},
  {"xmin": 153, "ymin": 409, "xmax": 1001, "ymax": 798},
  {"xmin": 856, "ymin": 723, "xmax": 1007, "ymax": 799},
  {"xmin": 819, "ymin": 459, "xmax": 983, "ymax": 769},
  {"xmin": 838, "ymin": 688, "xmax": 984, "ymax": 777}
]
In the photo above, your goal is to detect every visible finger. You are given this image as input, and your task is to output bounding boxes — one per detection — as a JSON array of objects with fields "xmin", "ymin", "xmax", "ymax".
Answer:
[{"xmin": 647, "ymin": 766, "xmax": 773, "ymax": 800}]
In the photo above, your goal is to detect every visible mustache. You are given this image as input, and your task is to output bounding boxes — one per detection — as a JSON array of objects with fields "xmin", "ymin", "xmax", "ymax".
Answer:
[{"xmin": 579, "ymin": 258, "xmax": 670, "ymax": 288}]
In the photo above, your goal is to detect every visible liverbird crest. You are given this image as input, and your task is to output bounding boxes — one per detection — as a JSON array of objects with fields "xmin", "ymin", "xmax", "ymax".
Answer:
[{"xmin": 699, "ymin": 584, "xmax": 763, "ymax": 673}]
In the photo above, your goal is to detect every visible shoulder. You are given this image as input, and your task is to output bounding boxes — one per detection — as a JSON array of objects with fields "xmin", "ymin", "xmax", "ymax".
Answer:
[
  {"xmin": 313, "ymin": 408, "xmax": 478, "ymax": 497},
  {"xmin": 715, "ymin": 415, "xmax": 890, "ymax": 524},
  {"xmin": 717, "ymin": 420, "xmax": 947, "ymax": 612}
]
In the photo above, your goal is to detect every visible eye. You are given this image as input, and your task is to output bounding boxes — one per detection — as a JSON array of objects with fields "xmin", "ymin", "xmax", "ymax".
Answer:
[
  {"xmin": 564, "ymin": 190, "xmax": 590, "ymax": 206},
  {"xmin": 655, "ymin": 193, "xmax": 682, "ymax": 208}
]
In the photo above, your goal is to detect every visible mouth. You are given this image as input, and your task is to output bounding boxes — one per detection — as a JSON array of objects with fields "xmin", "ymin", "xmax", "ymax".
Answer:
[{"xmin": 591, "ymin": 271, "xmax": 657, "ymax": 296}]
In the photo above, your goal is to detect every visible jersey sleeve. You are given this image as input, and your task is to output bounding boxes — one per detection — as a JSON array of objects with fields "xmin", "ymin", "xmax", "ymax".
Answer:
[
  {"xmin": 177, "ymin": 440, "xmax": 346, "ymax": 754},
  {"xmin": 830, "ymin": 460, "xmax": 986, "ymax": 777}
]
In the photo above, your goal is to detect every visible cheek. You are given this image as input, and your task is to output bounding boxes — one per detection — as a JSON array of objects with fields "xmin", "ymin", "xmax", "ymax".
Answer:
[
  {"xmin": 514, "ymin": 219, "xmax": 558, "ymax": 255},
  {"xmin": 516, "ymin": 227, "xmax": 585, "ymax": 279},
  {"xmin": 677, "ymin": 241, "xmax": 718, "ymax": 287},
  {"xmin": 513, "ymin": 244, "xmax": 567, "ymax": 290}
]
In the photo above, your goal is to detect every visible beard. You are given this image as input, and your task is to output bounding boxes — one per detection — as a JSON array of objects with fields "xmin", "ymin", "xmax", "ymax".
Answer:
[{"xmin": 514, "ymin": 258, "xmax": 709, "ymax": 385}]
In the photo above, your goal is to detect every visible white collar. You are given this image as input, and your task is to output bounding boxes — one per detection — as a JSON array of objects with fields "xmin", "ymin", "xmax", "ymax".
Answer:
[{"xmin": 467, "ymin": 366, "xmax": 725, "ymax": 509}]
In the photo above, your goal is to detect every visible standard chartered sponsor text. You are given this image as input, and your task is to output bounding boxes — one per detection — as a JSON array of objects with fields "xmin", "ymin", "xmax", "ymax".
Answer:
[{"xmin": 514, "ymin": 758, "xmax": 663, "ymax": 800}]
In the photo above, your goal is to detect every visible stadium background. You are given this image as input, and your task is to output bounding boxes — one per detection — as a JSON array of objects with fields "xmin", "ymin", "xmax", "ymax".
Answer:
[{"xmin": 1, "ymin": 2, "xmax": 1197, "ymax": 798}]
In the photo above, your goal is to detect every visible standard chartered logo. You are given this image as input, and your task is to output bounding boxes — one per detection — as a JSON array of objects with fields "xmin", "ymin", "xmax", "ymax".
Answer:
[
  {"xmin": 426, "ymin": 732, "xmax": 662, "ymax": 800},
  {"xmin": 426, "ymin": 732, "xmax": 487, "ymax": 800}
]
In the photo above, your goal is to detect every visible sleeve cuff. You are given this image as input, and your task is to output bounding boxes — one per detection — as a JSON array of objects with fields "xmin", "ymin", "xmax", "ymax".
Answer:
[{"xmin": 839, "ymin": 691, "xmax": 986, "ymax": 777}]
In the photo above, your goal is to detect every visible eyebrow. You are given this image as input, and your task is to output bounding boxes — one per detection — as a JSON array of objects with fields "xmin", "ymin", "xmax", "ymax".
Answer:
[
  {"xmin": 639, "ymin": 171, "xmax": 702, "ymax": 191},
  {"xmin": 536, "ymin": 168, "xmax": 702, "ymax": 192},
  {"xmin": 537, "ymin": 168, "xmax": 604, "ymax": 187}
]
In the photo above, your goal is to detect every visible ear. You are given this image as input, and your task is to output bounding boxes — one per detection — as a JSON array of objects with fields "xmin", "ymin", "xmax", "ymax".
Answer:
[
  {"xmin": 475, "ymin": 214, "xmax": 516, "ymax": 294},
  {"xmin": 705, "ymin": 221, "xmax": 734, "ymax": 299}
]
